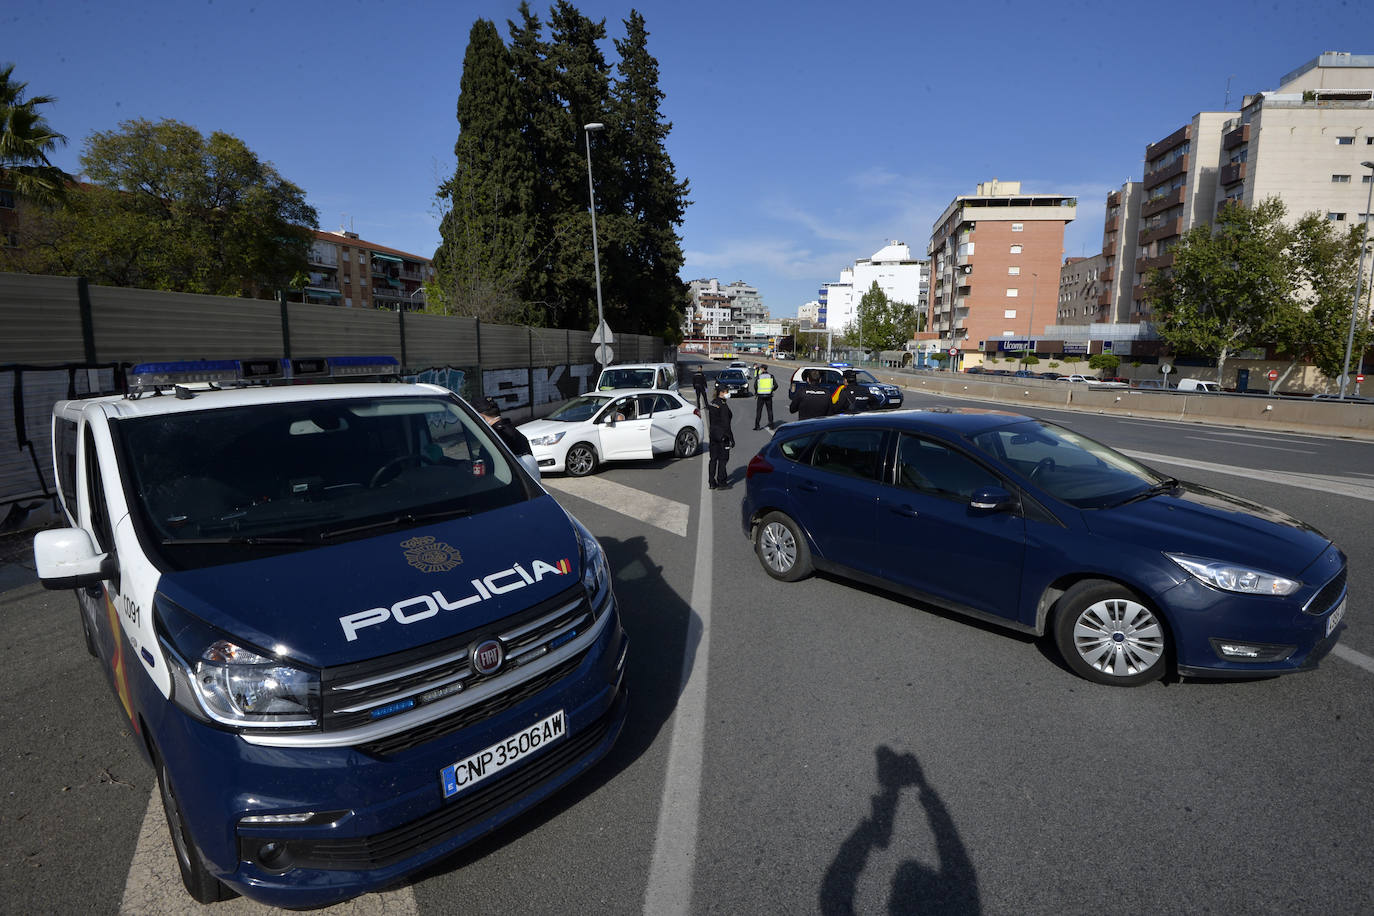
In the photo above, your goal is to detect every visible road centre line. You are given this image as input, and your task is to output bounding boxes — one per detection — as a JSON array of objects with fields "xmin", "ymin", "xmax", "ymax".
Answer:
[
  {"xmin": 543, "ymin": 476, "xmax": 691, "ymax": 537},
  {"xmin": 1121, "ymin": 449, "xmax": 1374, "ymax": 502},
  {"xmin": 1180, "ymin": 428, "xmax": 1322, "ymax": 444},
  {"xmin": 642, "ymin": 452, "xmax": 712, "ymax": 915},
  {"xmin": 1184, "ymin": 436, "xmax": 1317, "ymax": 455},
  {"xmin": 120, "ymin": 792, "xmax": 418, "ymax": 914},
  {"xmin": 1332, "ymin": 644, "xmax": 1374, "ymax": 675}
]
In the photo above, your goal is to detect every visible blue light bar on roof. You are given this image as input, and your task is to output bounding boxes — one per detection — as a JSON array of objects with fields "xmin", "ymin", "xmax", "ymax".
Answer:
[
  {"xmin": 326, "ymin": 355, "xmax": 400, "ymax": 377},
  {"xmin": 127, "ymin": 355, "xmax": 398, "ymax": 389},
  {"xmin": 128, "ymin": 359, "xmax": 259, "ymax": 388}
]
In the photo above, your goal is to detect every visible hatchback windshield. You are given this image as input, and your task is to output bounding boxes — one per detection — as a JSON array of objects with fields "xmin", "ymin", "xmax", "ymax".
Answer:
[
  {"xmin": 598, "ymin": 368, "xmax": 656, "ymax": 389},
  {"xmin": 547, "ymin": 394, "xmax": 612, "ymax": 422},
  {"xmin": 117, "ymin": 395, "xmax": 527, "ymax": 570},
  {"xmin": 969, "ymin": 419, "xmax": 1170, "ymax": 509}
]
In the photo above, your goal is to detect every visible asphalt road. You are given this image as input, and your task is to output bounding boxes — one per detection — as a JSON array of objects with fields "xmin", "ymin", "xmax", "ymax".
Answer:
[{"xmin": 1, "ymin": 360, "xmax": 1371, "ymax": 914}]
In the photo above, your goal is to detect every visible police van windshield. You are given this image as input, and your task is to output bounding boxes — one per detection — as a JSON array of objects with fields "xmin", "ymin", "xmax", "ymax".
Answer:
[
  {"xmin": 597, "ymin": 368, "xmax": 656, "ymax": 389},
  {"xmin": 116, "ymin": 396, "xmax": 530, "ymax": 570}
]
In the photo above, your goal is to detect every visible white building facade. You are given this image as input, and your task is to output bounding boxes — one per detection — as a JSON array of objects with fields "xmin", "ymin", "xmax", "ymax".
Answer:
[{"xmin": 819, "ymin": 241, "xmax": 930, "ymax": 331}]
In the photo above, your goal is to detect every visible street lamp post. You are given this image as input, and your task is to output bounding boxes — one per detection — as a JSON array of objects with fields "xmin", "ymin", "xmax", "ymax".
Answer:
[
  {"xmin": 583, "ymin": 122, "xmax": 608, "ymax": 365},
  {"xmin": 1341, "ymin": 160, "xmax": 1374, "ymax": 398}
]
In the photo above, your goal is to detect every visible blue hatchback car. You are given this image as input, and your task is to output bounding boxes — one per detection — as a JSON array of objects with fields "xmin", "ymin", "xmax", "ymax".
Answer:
[{"xmin": 741, "ymin": 409, "xmax": 1347, "ymax": 686}]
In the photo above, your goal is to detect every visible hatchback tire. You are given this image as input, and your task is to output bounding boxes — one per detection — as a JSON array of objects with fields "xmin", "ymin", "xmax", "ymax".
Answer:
[
  {"xmin": 755, "ymin": 512, "xmax": 812, "ymax": 582},
  {"xmin": 1053, "ymin": 580, "xmax": 1168, "ymax": 686},
  {"xmin": 674, "ymin": 427, "xmax": 699, "ymax": 458},
  {"xmin": 565, "ymin": 443, "xmax": 598, "ymax": 477}
]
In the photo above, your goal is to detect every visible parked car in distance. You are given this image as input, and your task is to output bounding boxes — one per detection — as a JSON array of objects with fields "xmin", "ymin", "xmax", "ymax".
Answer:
[
  {"xmin": 1134, "ymin": 379, "xmax": 1167, "ymax": 390},
  {"xmin": 741, "ymin": 409, "xmax": 1347, "ymax": 687},
  {"xmin": 964, "ymin": 366, "xmax": 985, "ymax": 374},
  {"xmin": 1177, "ymin": 378, "xmax": 1221, "ymax": 393},
  {"xmin": 1057, "ymin": 375, "xmax": 1091, "ymax": 383},
  {"xmin": 714, "ymin": 367, "xmax": 752, "ymax": 397},
  {"xmin": 520, "ymin": 389, "xmax": 703, "ymax": 476},
  {"xmin": 595, "ymin": 362, "xmax": 678, "ymax": 392},
  {"xmin": 1311, "ymin": 393, "xmax": 1374, "ymax": 403}
]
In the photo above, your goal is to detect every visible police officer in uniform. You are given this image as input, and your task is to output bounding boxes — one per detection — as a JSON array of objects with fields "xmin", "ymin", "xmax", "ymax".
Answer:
[
  {"xmin": 833, "ymin": 369, "xmax": 878, "ymax": 413},
  {"xmin": 706, "ymin": 382, "xmax": 734, "ymax": 489},
  {"xmin": 753, "ymin": 364, "xmax": 777, "ymax": 429},
  {"xmin": 479, "ymin": 397, "xmax": 532, "ymax": 456},
  {"xmin": 789, "ymin": 369, "xmax": 833, "ymax": 420},
  {"xmin": 691, "ymin": 366, "xmax": 708, "ymax": 409}
]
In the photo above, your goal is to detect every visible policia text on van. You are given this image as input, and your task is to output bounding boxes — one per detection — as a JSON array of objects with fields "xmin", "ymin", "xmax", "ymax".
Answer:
[{"xmin": 32, "ymin": 356, "xmax": 628, "ymax": 908}]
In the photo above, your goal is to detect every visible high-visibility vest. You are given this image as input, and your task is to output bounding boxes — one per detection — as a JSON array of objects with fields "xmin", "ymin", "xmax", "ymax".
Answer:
[{"xmin": 755, "ymin": 373, "xmax": 775, "ymax": 395}]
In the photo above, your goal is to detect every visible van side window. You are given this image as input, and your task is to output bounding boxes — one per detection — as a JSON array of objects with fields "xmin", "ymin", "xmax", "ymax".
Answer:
[
  {"xmin": 84, "ymin": 427, "xmax": 114, "ymax": 552},
  {"xmin": 56, "ymin": 418, "xmax": 79, "ymax": 519}
]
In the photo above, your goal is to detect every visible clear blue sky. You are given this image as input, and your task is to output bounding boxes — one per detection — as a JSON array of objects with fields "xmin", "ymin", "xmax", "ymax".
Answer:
[{"xmin": 5, "ymin": 1, "xmax": 1370, "ymax": 318}]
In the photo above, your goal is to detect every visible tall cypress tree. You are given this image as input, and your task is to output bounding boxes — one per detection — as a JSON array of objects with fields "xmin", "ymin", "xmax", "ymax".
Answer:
[
  {"xmin": 433, "ymin": 19, "xmax": 535, "ymax": 322},
  {"xmin": 606, "ymin": 9, "xmax": 690, "ymax": 338}
]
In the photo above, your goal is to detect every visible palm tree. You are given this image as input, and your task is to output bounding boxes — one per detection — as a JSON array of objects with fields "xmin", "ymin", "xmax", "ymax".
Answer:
[{"xmin": 0, "ymin": 63, "xmax": 71, "ymax": 207}]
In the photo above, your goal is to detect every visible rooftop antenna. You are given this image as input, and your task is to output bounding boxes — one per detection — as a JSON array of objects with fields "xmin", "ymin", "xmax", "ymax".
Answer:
[{"xmin": 1224, "ymin": 74, "xmax": 1236, "ymax": 110}]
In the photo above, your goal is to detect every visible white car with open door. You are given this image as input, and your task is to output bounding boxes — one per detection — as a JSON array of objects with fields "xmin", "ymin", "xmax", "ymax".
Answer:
[{"xmin": 519, "ymin": 389, "xmax": 703, "ymax": 476}]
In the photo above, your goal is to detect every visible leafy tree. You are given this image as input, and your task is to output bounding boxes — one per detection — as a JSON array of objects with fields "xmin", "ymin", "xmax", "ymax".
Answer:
[
  {"xmin": 1148, "ymin": 198, "xmax": 1293, "ymax": 384},
  {"xmin": 848, "ymin": 281, "xmax": 921, "ymax": 351},
  {"xmin": 1088, "ymin": 353, "xmax": 1120, "ymax": 373},
  {"xmin": 1273, "ymin": 211, "xmax": 1367, "ymax": 386},
  {"xmin": 432, "ymin": 19, "xmax": 537, "ymax": 323},
  {"xmin": 8, "ymin": 119, "xmax": 317, "ymax": 296},
  {"xmin": 0, "ymin": 63, "xmax": 71, "ymax": 207}
]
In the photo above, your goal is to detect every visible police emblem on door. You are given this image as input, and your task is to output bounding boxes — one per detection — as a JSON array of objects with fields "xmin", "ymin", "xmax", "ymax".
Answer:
[{"xmin": 401, "ymin": 536, "xmax": 463, "ymax": 573}]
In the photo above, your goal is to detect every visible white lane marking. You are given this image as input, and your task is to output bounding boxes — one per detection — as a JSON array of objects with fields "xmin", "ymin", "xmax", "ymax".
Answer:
[
  {"xmin": 1182, "ymin": 428, "xmax": 1321, "ymax": 444},
  {"xmin": 122, "ymin": 790, "xmax": 418, "ymax": 914},
  {"xmin": 544, "ymin": 475, "xmax": 691, "ymax": 537},
  {"xmin": 1332, "ymin": 644, "xmax": 1374, "ymax": 675},
  {"xmin": 1184, "ymin": 436, "xmax": 1317, "ymax": 455},
  {"xmin": 1121, "ymin": 450, "xmax": 1374, "ymax": 502},
  {"xmin": 642, "ymin": 451, "xmax": 712, "ymax": 915}
]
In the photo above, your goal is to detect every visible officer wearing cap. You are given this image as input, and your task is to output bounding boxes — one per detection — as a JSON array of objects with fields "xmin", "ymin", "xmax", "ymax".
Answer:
[
  {"xmin": 706, "ymin": 381, "xmax": 734, "ymax": 489},
  {"xmin": 789, "ymin": 369, "xmax": 833, "ymax": 420},
  {"xmin": 478, "ymin": 397, "xmax": 532, "ymax": 457},
  {"xmin": 833, "ymin": 369, "xmax": 878, "ymax": 413}
]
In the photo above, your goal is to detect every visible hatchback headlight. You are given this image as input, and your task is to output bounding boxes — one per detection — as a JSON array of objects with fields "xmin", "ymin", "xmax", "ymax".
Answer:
[
  {"xmin": 158, "ymin": 599, "xmax": 320, "ymax": 729},
  {"xmin": 1167, "ymin": 554, "xmax": 1300, "ymax": 596},
  {"xmin": 529, "ymin": 431, "xmax": 566, "ymax": 447}
]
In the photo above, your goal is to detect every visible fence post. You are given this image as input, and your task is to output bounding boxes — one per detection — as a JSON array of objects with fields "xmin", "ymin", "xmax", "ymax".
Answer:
[
  {"xmin": 77, "ymin": 277, "xmax": 97, "ymax": 364},
  {"xmin": 277, "ymin": 289, "xmax": 291, "ymax": 359},
  {"xmin": 398, "ymin": 306, "xmax": 408, "ymax": 371},
  {"xmin": 527, "ymin": 327, "xmax": 535, "ymax": 422}
]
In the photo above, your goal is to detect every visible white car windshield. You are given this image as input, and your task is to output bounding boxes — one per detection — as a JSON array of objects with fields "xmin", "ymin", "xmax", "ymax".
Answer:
[{"xmin": 548, "ymin": 394, "xmax": 612, "ymax": 422}]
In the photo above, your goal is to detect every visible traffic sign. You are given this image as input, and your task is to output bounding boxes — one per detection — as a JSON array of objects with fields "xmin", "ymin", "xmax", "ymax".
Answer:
[
  {"xmin": 590, "ymin": 320, "xmax": 615, "ymax": 345},
  {"xmin": 594, "ymin": 344, "xmax": 614, "ymax": 365},
  {"xmin": 1160, "ymin": 363, "xmax": 1173, "ymax": 375},
  {"xmin": 1267, "ymin": 369, "xmax": 1278, "ymax": 381},
  {"xmin": 948, "ymin": 347, "xmax": 958, "ymax": 356},
  {"xmin": 1360, "ymin": 374, "xmax": 1367, "ymax": 384}
]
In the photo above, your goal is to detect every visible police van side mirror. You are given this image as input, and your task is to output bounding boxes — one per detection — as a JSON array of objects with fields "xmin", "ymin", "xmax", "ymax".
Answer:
[{"xmin": 34, "ymin": 528, "xmax": 114, "ymax": 590}]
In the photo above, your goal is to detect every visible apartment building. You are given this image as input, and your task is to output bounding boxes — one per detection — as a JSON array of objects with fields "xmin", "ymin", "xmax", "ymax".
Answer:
[
  {"xmin": 304, "ymin": 230, "xmax": 433, "ymax": 310},
  {"xmin": 1056, "ymin": 254, "xmax": 1110, "ymax": 325},
  {"xmin": 685, "ymin": 278, "xmax": 772, "ymax": 350},
  {"xmin": 819, "ymin": 241, "xmax": 929, "ymax": 333},
  {"xmin": 925, "ymin": 180, "xmax": 1076, "ymax": 358},
  {"xmin": 1098, "ymin": 182, "xmax": 1142, "ymax": 324}
]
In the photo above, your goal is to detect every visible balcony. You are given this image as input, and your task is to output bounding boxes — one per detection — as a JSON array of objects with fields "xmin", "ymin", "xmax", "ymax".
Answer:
[
  {"xmin": 1138, "ymin": 253, "xmax": 1174, "ymax": 272},
  {"xmin": 1141, "ymin": 186, "xmax": 1185, "ymax": 218},
  {"xmin": 1223, "ymin": 122, "xmax": 1250, "ymax": 150},
  {"xmin": 1220, "ymin": 161, "xmax": 1248, "ymax": 186},
  {"xmin": 1138, "ymin": 219, "xmax": 1182, "ymax": 246},
  {"xmin": 308, "ymin": 251, "xmax": 339, "ymax": 267},
  {"xmin": 1106, "ymin": 190, "xmax": 1121, "ymax": 208},
  {"xmin": 1103, "ymin": 215, "xmax": 1119, "ymax": 233},
  {"xmin": 1145, "ymin": 124, "xmax": 1191, "ymax": 161},
  {"xmin": 1143, "ymin": 155, "xmax": 1188, "ymax": 190},
  {"xmin": 1096, "ymin": 291, "xmax": 1112, "ymax": 307}
]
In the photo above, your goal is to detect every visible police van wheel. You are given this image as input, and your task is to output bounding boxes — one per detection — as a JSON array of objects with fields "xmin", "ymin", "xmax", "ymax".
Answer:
[
  {"xmin": 565, "ymin": 443, "xmax": 598, "ymax": 477},
  {"xmin": 674, "ymin": 428, "xmax": 699, "ymax": 458},
  {"xmin": 77, "ymin": 600, "xmax": 98, "ymax": 657},
  {"xmin": 157, "ymin": 755, "xmax": 232, "ymax": 904}
]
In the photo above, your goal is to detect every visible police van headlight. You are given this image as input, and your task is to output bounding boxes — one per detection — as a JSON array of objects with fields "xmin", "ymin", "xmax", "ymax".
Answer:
[
  {"xmin": 570, "ymin": 516, "xmax": 612, "ymax": 614},
  {"xmin": 157, "ymin": 599, "xmax": 321, "ymax": 729}
]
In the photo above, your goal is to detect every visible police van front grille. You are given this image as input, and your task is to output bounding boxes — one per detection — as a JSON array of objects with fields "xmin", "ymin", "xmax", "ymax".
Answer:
[{"xmin": 321, "ymin": 584, "xmax": 592, "ymax": 736}]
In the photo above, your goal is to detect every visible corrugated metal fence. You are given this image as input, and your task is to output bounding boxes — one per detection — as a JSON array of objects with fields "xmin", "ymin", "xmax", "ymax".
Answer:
[{"xmin": 0, "ymin": 273, "xmax": 665, "ymax": 522}]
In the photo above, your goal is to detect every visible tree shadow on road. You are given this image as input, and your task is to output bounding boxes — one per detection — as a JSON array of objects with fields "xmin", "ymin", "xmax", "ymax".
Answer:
[{"xmin": 820, "ymin": 745, "xmax": 981, "ymax": 916}]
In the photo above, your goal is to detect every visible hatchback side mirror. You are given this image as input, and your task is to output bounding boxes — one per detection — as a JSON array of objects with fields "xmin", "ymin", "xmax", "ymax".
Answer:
[{"xmin": 970, "ymin": 486, "xmax": 1017, "ymax": 513}]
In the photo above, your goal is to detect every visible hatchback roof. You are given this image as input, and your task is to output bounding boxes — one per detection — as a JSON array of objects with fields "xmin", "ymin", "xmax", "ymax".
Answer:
[{"xmin": 778, "ymin": 406, "xmax": 1027, "ymax": 435}]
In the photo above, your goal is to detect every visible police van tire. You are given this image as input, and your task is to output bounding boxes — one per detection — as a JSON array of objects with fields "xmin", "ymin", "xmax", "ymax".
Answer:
[
  {"xmin": 565, "ymin": 443, "xmax": 598, "ymax": 477},
  {"xmin": 674, "ymin": 428, "xmax": 699, "ymax": 458},
  {"xmin": 157, "ymin": 755, "xmax": 232, "ymax": 904},
  {"xmin": 77, "ymin": 601, "xmax": 97, "ymax": 657}
]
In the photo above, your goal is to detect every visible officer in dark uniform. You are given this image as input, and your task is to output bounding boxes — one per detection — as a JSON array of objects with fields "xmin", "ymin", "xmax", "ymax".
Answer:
[
  {"xmin": 833, "ymin": 369, "xmax": 878, "ymax": 413},
  {"xmin": 789, "ymin": 369, "xmax": 834, "ymax": 420},
  {"xmin": 706, "ymin": 382, "xmax": 734, "ymax": 489},
  {"xmin": 691, "ymin": 366, "xmax": 708, "ymax": 409},
  {"xmin": 479, "ymin": 398, "xmax": 532, "ymax": 456}
]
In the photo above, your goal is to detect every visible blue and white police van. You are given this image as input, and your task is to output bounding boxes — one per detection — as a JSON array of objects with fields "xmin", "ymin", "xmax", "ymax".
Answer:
[{"xmin": 32, "ymin": 356, "xmax": 628, "ymax": 908}]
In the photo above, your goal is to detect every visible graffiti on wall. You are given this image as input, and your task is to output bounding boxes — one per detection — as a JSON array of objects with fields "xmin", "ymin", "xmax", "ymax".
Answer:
[{"xmin": 482, "ymin": 363, "xmax": 597, "ymax": 411}]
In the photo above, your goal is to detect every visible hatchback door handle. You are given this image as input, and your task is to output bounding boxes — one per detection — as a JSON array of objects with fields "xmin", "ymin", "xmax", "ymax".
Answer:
[
  {"xmin": 890, "ymin": 504, "xmax": 919, "ymax": 518},
  {"xmin": 799, "ymin": 482, "xmax": 820, "ymax": 492}
]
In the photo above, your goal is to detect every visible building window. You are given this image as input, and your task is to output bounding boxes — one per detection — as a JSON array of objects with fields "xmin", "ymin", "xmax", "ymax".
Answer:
[
  {"xmin": 1008, "ymin": 266, "xmax": 1021, "ymax": 275},
  {"xmin": 1333, "ymin": 175, "xmax": 1352, "ymax": 183},
  {"xmin": 1006, "ymin": 288, "xmax": 1018, "ymax": 297},
  {"xmin": 1364, "ymin": 175, "xmax": 1373, "ymax": 184},
  {"xmin": 1328, "ymin": 212, "xmax": 1347, "ymax": 221},
  {"xmin": 1011, "ymin": 223, "xmax": 1024, "ymax": 232},
  {"xmin": 1004, "ymin": 309, "xmax": 1017, "ymax": 319},
  {"xmin": 1010, "ymin": 245, "xmax": 1022, "ymax": 255},
  {"xmin": 1337, "ymin": 137, "xmax": 1354, "ymax": 144}
]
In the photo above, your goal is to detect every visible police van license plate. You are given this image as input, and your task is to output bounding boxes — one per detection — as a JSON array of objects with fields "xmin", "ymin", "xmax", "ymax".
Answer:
[
  {"xmin": 440, "ymin": 710, "xmax": 566, "ymax": 798},
  {"xmin": 1327, "ymin": 598, "xmax": 1346, "ymax": 637}
]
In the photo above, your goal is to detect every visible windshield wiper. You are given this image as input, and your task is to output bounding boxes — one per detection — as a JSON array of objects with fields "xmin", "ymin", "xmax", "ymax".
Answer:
[
  {"xmin": 320, "ymin": 507, "xmax": 472, "ymax": 541},
  {"xmin": 161, "ymin": 535, "xmax": 313, "ymax": 546},
  {"xmin": 1113, "ymin": 476, "xmax": 1180, "ymax": 508}
]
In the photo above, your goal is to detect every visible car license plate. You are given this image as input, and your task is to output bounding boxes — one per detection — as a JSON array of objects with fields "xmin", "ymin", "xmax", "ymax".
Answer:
[
  {"xmin": 440, "ymin": 710, "xmax": 566, "ymax": 798},
  {"xmin": 1327, "ymin": 598, "xmax": 1346, "ymax": 637}
]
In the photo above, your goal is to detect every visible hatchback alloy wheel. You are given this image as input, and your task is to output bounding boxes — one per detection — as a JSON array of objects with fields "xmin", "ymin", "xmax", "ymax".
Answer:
[
  {"xmin": 755, "ymin": 511, "xmax": 813, "ymax": 582},
  {"xmin": 1054, "ymin": 580, "xmax": 1168, "ymax": 686}
]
